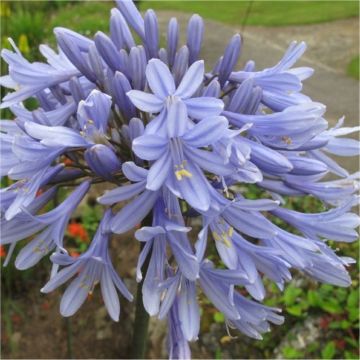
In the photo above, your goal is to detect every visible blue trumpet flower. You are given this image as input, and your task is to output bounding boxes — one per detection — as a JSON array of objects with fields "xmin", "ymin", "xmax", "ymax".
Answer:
[
  {"xmin": 41, "ymin": 209, "xmax": 133, "ymax": 320},
  {"xmin": 0, "ymin": 1, "xmax": 358, "ymax": 358}
]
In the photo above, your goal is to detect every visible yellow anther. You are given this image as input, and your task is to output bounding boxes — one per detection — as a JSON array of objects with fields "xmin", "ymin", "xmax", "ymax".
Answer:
[
  {"xmin": 213, "ymin": 231, "xmax": 232, "ymax": 248},
  {"xmin": 79, "ymin": 282, "xmax": 90, "ymax": 290},
  {"xmin": 175, "ymin": 168, "xmax": 192, "ymax": 181},
  {"xmin": 228, "ymin": 227, "xmax": 234, "ymax": 237},
  {"xmin": 223, "ymin": 238, "xmax": 232, "ymax": 248},
  {"xmin": 282, "ymin": 136, "xmax": 292, "ymax": 145},
  {"xmin": 33, "ymin": 246, "xmax": 42, "ymax": 254},
  {"xmin": 212, "ymin": 231, "xmax": 222, "ymax": 242}
]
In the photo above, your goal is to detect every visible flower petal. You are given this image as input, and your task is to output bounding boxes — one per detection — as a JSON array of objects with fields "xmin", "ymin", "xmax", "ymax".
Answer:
[
  {"xmin": 122, "ymin": 161, "xmax": 148, "ymax": 181},
  {"xmin": 132, "ymin": 134, "xmax": 168, "ymax": 160},
  {"xmin": 178, "ymin": 279, "xmax": 200, "ymax": 341},
  {"xmin": 127, "ymin": 90, "xmax": 163, "ymax": 113},
  {"xmin": 24, "ymin": 122, "xmax": 87, "ymax": 147},
  {"xmin": 97, "ymin": 181, "xmax": 146, "ymax": 205},
  {"xmin": 167, "ymin": 97, "xmax": 188, "ymax": 138},
  {"xmin": 60, "ymin": 275, "xmax": 90, "ymax": 317},
  {"xmin": 111, "ymin": 190, "xmax": 158, "ymax": 233},
  {"xmin": 146, "ymin": 150, "xmax": 172, "ymax": 191},
  {"xmin": 146, "ymin": 59, "xmax": 175, "ymax": 98},
  {"xmin": 174, "ymin": 60, "xmax": 204, "ymax": 99},
  {"xmin": 184, "ymin": 97, "xmax": 224, "ymax": 119},
  {"xmin": 183, "ymin": 115, "xmax": 228, "ymax": 147},
  {"xmin": 101, "ymin": 267, "xmax": 120, "ymax": 321}
]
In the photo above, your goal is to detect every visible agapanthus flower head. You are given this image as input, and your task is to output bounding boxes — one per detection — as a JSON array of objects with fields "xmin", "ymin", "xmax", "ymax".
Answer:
[{"xmin": 0, "ymin": 0, "xmax": 359, "ymax": 358}]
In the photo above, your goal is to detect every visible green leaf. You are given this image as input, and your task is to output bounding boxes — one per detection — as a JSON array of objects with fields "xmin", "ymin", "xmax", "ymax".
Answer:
[
  {"xmin": 320, "ymin": 299, "xmax": 343, "ymax": 314},
  {"xmin": 348, "ymin": 307, "xmax": 359, "ymax": 322},
  {"xmin": 345, "ymin": 351, "xmax": 357, "ymax": 359},
  {"xmin": 307, "ymin": 290, "xmax": 320, "ymax": 307},
  {"xmin": 282, "ymin": 346, "xmax": 304, "ymax": 359},
  {"xmin": 213, "ymin": 312, "xmax": 225, "ymax": 323},
  {"xmin": 283, "ymin": 286, "xmax": 302, "ymax": 306},
  {"xmin": 347, "ymin": 290, "xmax": 359, "ymax": 309},
  {"xmin": 329, "ymin": 321, "xmax": 341, "ymax": 329},
  {"xmin": 215, "ymin": 348, "xmax": 222, "ymax": 360},
  {"xmin": 321, "ymin": 341, "xmax": 336, "ymax": 359},
  {"xmin": 286, "ymin": 305, "xmax": 303, "ymax": 317},
  {"xmin": 344, "ymin": 336, "xmax": 358, "ymax": 348},
  {"xmin": 340, "ymin": 320, "xmax": 352, "ymax": 329}
]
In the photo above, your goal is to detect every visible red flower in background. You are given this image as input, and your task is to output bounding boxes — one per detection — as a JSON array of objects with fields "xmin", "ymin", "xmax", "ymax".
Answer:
[
  {"xmin": 69, "ymin": 250, "xmax": 80, "ymax": 258},
  {"xmin": 0, "ymin": 245, "xmax": 6, "ymax": 258},
  {"xmin": 67, "ymin": 222, "xmax": 89, "ymax": 242}
]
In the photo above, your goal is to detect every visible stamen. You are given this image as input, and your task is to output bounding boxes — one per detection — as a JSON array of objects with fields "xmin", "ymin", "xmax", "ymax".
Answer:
[
  {"xmin": 174, "ymin": 160, "xmax": 192, "ymax": 181},
  {"xmin": 281, "ymin": 136, "xmax": 292, "ymax": 145},
  {"xmin": 212, "ymin": 230, "xmax": 232, "ymax": 248}
]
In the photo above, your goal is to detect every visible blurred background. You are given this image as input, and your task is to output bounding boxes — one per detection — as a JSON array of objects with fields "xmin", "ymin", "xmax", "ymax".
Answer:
[{"xmin": 1, "ymin": 1, "xmax": 359, "ymax": 359}]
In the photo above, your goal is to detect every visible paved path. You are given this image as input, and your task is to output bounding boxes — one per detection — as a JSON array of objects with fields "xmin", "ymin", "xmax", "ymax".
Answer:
[
  {"xmin": 157, "ymin": 12, "xmax": 359, "ymax": 172},
  {"xmin": 158, "ymin": 12, "xmax": 358, "ymax": 125}
]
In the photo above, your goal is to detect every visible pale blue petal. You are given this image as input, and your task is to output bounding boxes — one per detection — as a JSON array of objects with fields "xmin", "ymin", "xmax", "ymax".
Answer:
[
  {"xmin": 24, "ymin": 122, "xmax": 88, "ymax": 147},
  {"xmin": 132, "ymin": 134, "xmax": 168, "ymax": 160},
  {"xmin": 174, "ymin": 161, "xmax": 211, "ymax": 212},
  {"xmin": 166, "ymin": 98, "xmax": 188, "ymax": 138},
  {"xmin": 182, "ymin": 116, "xmax": 228, "ymax": 147},
  {"xmin": 178, "ymin": 280, "xmax": 200, "ymax": 341},
  {"xmin": 146, "ymin": 151, "xmax": 172, "ymax": 191},
  {"xmin": 127, "ymin": 90, "xmax": 163, "ymax": 113},
  {"xmin": 146, "ymin": 59, "xmax": 175, "ymax": 98},
  {"xmin": 101, "ymin": 267, "xmax": 120, "ymax": 321},
  {"xmin": 122, "ymin": 161, "xmax": 148, "ymax": 181},
  {"xmin": 41, "ymin": 261, "xmax": 83, "ymax": 293},
  {"xmin": 111, "ymin": 190, "xmax": 158, "ymax": 233},
  {"xmin": 60, "ymin": 275, "xmax": 90, "ymax": 317},
  {"xmin": 116, "ymin": 0, "xmax": 145, "ymax": 40},
  {"xmin": 184, "ymin": 147, "xmax": 233, "ymax": 176},
  {"xmin": 184, "ymin": 97, "xmax": 224, "ymax": 119},
  {"xmin": 174, "ymin": 60, "xmax": 204, "ymax": 99},
  {"xmin": 158, "ymin": 274, "xmax": 180, "ymax": 319},
  {"xmin": 135, "ymin": 226, "xmax": 165, "ymax": 242},
  {"xmin": 167, "ymin": 232, "xmax": 199, "ymax": 281},
  {"xmin": 97, "ymin": 181, "xmax": 146, "ymax": 205}
]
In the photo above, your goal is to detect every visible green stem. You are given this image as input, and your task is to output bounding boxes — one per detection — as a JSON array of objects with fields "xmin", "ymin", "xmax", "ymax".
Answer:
[
  {"xmin": 53, "ymin": 194, "xmax": 74, "ymax": 359},
  {"xmin": 130, "ymin": 216, "xmax": 152, "ymax": 359},
  {"xmin": 66, "ymin": 318, "xmax": 73, "ymax": 359}
]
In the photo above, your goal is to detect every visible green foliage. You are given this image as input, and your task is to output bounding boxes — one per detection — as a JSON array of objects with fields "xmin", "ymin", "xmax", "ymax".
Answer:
[
  {"xmin": 283, "ymin": 346, "xmax": 304, "ymax": 359},
  {"xmin": 140, "ymin": 1, "xmax": 358, "ymax": 27},
  {"xmin": 321, "ymin": 341, "xmax": 336, "ymax": 359},
  {"xmin": 213, "ymin": 311, "xmax": 225, "ymax": 323},
  {"xmin": 5, "ymin": 10, "xmax": 44, "ymax": 48},
  {"xmin": 47, "ymin": 1, "xmax": 113, "ymax": 39},
  {"xmin": 347, "ymin": 56, "xmax": 359, "ymax": 80},
  {"xmin": 1, "ymin": 1, "xmax": 359, "ymax": 359}
]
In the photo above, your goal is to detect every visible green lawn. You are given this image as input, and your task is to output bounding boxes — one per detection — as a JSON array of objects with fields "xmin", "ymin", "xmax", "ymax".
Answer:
[
  {"xmin": 47, "ymin": 1, "xmax": 114, "ymax": 38},
  {"xmin": 139, "ymin": 0, "xmax": 358, "ymax": 26},
  {"xmin": 46, "ymin": 0, "xmax": 359, "ymax": 38},
  {"xmin": 347, "ymin": 55, "xmax": 359, "ymax": 80}
]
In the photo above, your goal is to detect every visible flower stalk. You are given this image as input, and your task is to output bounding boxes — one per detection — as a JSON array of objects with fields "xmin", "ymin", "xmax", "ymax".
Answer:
[{"xmin": 130, "ymin": 215, "xmax": 152, "ymax": 359}]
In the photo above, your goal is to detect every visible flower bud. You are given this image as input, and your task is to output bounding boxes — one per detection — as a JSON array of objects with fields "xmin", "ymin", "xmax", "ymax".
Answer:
[{"xmin": 85, "ymin": 144, "xmax": 121, "ymax": 180}]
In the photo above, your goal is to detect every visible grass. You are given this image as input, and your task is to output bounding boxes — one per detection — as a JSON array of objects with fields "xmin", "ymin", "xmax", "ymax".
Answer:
[
  {"xmin": 139, "ymin": 0, "xmax": 358, "ymax": 27},
  {"xmin": 46, "ymin": 1, "xmax": 114, "ymax": 39},
  {"xmin": 347, "ymin": 55, "xmax": 359, "ymax": 80},
  {"xmin": 44, "ymin": 0, "xmax": 359, "ymax": 39}
]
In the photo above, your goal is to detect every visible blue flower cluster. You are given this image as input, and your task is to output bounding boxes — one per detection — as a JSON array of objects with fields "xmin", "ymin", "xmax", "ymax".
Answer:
[{"xmin": 1, "ymin": 1, "xmax": 359, "ymax": 358}]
